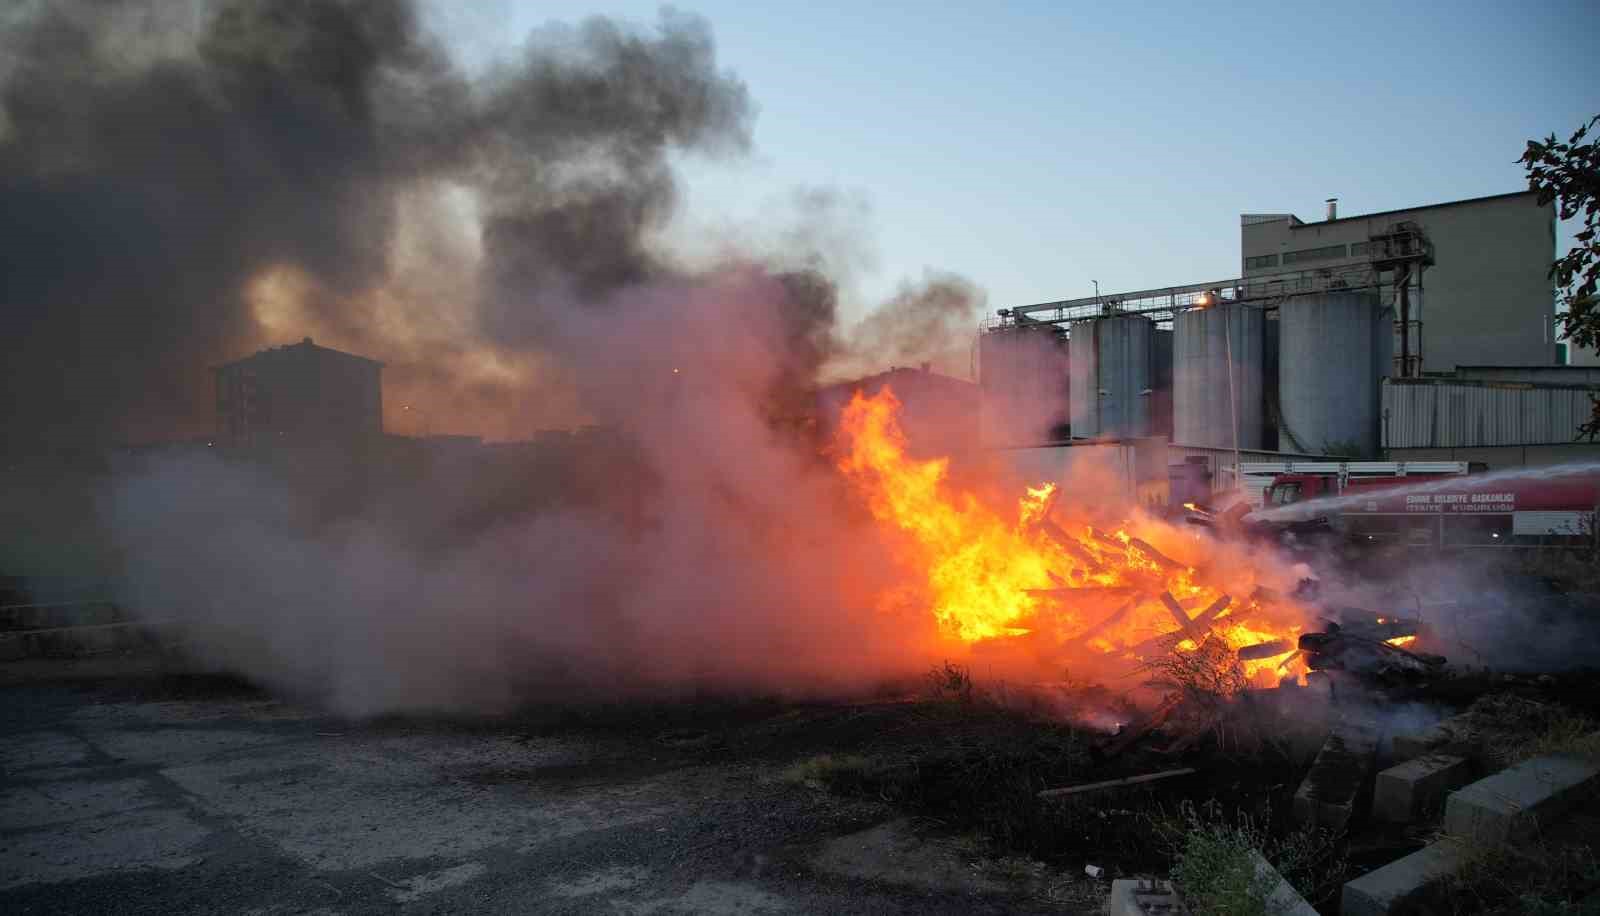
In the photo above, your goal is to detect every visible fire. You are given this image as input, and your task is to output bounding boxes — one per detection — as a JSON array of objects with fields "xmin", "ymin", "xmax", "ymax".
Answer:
[
  {"xmin": 1386, "ymin": 635, "xmax": 1417, "ymax": 647},
  {"xmin": 835, "ymin": 388, "xmax": 1310, "ymax": 688},
  {"xmin": 834, "ymin": 389, "xmax": 1052, "ymax": 641}
]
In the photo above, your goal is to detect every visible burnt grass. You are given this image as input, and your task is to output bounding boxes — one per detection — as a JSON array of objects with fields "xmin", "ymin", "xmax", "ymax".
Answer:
[
  {"xmin": 491, "ymin": 670, "xmax": 1600, "ymax": 884},
  {"xmin": 490, "ymin": 687, "xmax": 1320, "ymax": 874}
]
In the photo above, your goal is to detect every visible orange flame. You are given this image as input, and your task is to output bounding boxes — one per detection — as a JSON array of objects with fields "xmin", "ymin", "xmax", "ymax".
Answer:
[{"xmin": 836, "ymin": 388, "xmax": 1311, "ymax": 688}]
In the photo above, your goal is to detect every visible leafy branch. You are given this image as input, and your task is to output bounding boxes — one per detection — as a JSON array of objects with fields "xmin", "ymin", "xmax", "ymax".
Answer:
[{"xmin": 1521, "ymin": 114, "xmax": 1600, "ymax": 438}]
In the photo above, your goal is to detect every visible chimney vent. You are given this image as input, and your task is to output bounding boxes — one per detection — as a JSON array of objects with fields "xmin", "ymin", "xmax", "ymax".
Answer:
[{"xmin": 1325, "ymin": 198, "xmax": 1338, "ymax": 221}]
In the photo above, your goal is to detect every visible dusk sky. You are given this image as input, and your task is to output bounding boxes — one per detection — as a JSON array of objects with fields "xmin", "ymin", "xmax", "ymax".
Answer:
[{"xmin": 428, "ymin": 1, "xmax": 1598, "ymax": 324}]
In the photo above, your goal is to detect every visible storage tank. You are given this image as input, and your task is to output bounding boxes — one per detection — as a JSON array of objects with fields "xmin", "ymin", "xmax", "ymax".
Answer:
[
  {"xmin": 1173, "ymin": 304, "xmax": 1264, "ymax": 450},
  {"xmin": 1067, "ymin": 322, "xmax": 1098, "ymax": 437},
  {"xmin": 1278, "ymin": 291, "xmax": 1380, "ymax": 455},
  {"xmin": 979, "ymin": 326, "xmax": 1069, "ymax": 446},
  {"xmin": 1068, "ymin": 315, "xmax": 1154, "ymax": 438}
]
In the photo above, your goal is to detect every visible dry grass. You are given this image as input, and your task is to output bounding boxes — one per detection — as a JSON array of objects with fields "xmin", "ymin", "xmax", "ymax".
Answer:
[
  {"xmin": 926, "ymin": 660, "xmax": 976, "ymax": 702},
  {"xmin": 1435, "ymin": 839, "xmax": 1600, "ymax": 915},
  {"xmin": 1470, "ymin": 693, "xmax": 1600, "ymax": 767}
]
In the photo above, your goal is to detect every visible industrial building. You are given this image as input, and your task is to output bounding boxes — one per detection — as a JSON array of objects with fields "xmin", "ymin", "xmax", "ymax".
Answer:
[
  {"xmin": 214, "ymin": 337, "xmax": 384, "ymax": 450},
  {"xmin": 979, "ymin": 190, "xmax": 1599, "ymax": 485},
  {"xmin": 1242, "ymin": 191, "xmax": 1557, "ymax": 370}
]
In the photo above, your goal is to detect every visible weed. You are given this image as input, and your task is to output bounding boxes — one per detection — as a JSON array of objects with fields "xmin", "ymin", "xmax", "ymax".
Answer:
[
  {"xmin": 1169, "ymin": 822, "xmax": 1277, "ymax": 915},
  {"xmin": 1149, "ymin": 799, "xmax": 1347, "ymax": 910},
  {"xmin": 1141, "ymin": 634, "xmax": 1254, "ymax": 751}
]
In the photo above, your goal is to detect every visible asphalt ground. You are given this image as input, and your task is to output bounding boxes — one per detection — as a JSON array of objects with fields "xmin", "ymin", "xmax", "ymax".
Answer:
[{"xmin": 1, "ymin": 666, "xmax": 1098, "ymax": 915}]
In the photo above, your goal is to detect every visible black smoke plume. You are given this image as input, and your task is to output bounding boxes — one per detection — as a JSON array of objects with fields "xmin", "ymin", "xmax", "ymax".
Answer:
[{"xmin": 0, "ymin": 0, "xmax": 760, "ymax": 445}]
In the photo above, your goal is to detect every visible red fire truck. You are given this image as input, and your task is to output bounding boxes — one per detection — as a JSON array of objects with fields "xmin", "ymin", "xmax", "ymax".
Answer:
[{"xmin": 1246, "ymin": 461, "xmax": 1600, "ymax": 548}]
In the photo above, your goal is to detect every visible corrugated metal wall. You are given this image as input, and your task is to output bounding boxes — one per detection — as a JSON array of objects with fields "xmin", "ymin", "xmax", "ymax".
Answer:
[{"xmin": 1383, "ymin": 380, "xmax": 1598, "ymax": 448}]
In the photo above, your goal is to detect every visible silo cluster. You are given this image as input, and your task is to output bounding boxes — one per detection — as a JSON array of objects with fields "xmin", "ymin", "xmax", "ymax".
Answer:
[{"xmin": 981, "ymin": 290, "xmax": 1389, "ymax": 456}]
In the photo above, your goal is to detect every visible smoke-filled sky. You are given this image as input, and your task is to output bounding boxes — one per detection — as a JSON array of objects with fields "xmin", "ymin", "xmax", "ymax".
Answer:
[
  {"xmin": 432, "ymin": 0, "xmax": 1597, "ymax": 309},
  {"xmin": 3, "ymin": 0, "xmax": 1594, "ymax": 447}
]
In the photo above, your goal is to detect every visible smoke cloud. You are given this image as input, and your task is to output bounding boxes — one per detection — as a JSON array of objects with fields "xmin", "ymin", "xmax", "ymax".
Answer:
[
  {"xmin": 832, "ymin": 271, "xmax": 983, "ymax": 380},
  {"xmin": 107, "ymin": 272, "xmax": 936, "ymax": 715},
  {"xmin": 0, "ymin": 0, "xmax": 764, "ymax": 444},
  {"xmin": 2, "ymin": 0, "xmax": 985, "ymax": 713}
]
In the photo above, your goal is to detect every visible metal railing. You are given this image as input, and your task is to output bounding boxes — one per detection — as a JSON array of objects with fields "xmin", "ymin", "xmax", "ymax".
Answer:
[{"xmin": 984, "ymin": 262, "xmax": 1391, "ymax": 331}]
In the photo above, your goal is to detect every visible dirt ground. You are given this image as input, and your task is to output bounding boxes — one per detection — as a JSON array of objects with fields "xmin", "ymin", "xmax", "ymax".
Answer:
[{"xmin": 0, "ymin": 660, "xmax": 1106, "ymax": 916}]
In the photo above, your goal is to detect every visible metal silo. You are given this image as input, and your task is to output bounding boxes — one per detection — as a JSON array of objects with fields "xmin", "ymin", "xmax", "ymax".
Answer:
[
  {"xmin": 1173, "ymin": 304, "xmax": 1264, "ymax": 450},
  {"xmin": 1067, "ymin": 321, "xmax": 1098, "ymax": 438},
  {"xmin": 1068, "ymin": 316, "xmax": 1153, "ymax": 438},
  {"xmin": 979, "ymin": 326, "xmax": 1070, "ymax": 446},
  {"xmin": 1278, "ymin": 291, "xmax": 1381, "ymax": 456}
]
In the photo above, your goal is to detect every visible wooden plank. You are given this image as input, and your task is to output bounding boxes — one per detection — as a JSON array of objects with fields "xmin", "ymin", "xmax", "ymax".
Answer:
[
  {"xmin": 1061, "ymin": 597, "xmax": 1142, "ymax": 648},
  {"xmin": 1128, "ymin": 537, "xmax": 1184, "ymax": 571},
  {"xmin": 1160, "ymin": 592, "xmax": 1197, "ymax": 637},
  {"xmin": 1192, "ymin": 595, "xmax": 1233, "ymax": 628},
  {"xmin": 1037, "ymin": 520, "xmax": 1104, "ymax": 571},
  {"xmin": 1101, "ymin": 694, "xmax": 1182, "ymax": 757},
  {"xmin": 1024, "ymin": 586, "xmax": 1139, "ymax": 598},
  {"xmin": 1038, "ymin": 767, "xmax": 1197, "ymax": 800},
  {"xmin": 1238, "ymin": 639, "xmax": 1293, "ymax": 661}
]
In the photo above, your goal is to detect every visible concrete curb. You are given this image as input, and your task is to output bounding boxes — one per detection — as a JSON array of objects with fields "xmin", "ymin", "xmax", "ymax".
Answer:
[
  {"xmin": 1342, "ymin": 754, "xmax": 1600, "ymax": 914},
  {"xmin": 1293, "ymin": 715, "xmax": 1380, "ymax": 832},
  {"xmin": 1340, "ymin": 838, "xmax": 1471, "ymax": 916},
  {"xmin": 1392, "ymin": 712, "xmax": 1479, "ymax": 763},
  {"xmin": 1443, "ymin": 754, "xmax": 1600, "ymax": 845},
  {"xmin": 1373, "ymin": 754, "xmax": 1473, "ymax": 823}
]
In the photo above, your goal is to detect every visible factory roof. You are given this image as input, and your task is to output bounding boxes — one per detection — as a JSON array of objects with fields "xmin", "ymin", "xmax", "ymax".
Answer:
[
  {"xmin": 216, "ymin": 337, "xmax": 384, "ymax": 371},
  {"xmin": 1253, "ymin": 189, "xmax": 1542, "ymax": 231}
]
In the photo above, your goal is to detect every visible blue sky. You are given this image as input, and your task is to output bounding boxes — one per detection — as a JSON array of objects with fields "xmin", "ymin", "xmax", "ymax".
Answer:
[{"xmin": 426, "ymin": 1, "xmax": 1598, "ymax": 322}]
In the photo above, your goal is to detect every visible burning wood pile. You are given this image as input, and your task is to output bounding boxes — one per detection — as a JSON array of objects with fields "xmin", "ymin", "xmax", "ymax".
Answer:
[
  {"xmin": 833, "ymin": 390, "xmax": 1458, "ymax": 757},
  {"xmin": 835, "ymin": 390, "xmax": 1318, "ymax": 696},
  {"xmin": 1295, "ymin": 610, "xmax": 1446, "ymax": 682}
]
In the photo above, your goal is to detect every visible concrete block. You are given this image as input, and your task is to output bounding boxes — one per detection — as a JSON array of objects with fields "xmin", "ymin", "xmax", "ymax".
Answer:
[
  {"xmin": 1392, "ymin": 713, "xmax": 1478, "ymax": 762},
  {"xmin": 1443, "ymin": 754, "xmax": 1600, "ymax": 845},
  {"xmin": 1293, "ymin": 717, "xmax": 1379, "ymax": 832},
  {"xmin": 1107, "ymin": 878, "xmax": 1184, "ymax": 916},
  {"xmin": 1373, "ymin": 754, "xmax": 1473, "ymax": 823},
  {"xmin": 1247, "ymin": 850, "xmax": 1317, "ymax": 916},
  {"xmin": 1341, "ymin": 839, "xmax": 1472, "ymax": 916}
]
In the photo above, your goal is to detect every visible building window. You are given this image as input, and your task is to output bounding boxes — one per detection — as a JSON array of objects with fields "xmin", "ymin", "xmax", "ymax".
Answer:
[
  {"xmin": 1282, "ymin": 243, "xmax": 1347, "ymax": 265},
  {"xmin": 1244, "ymin": 254, "xmax": 1279, "ymax": 269},
  {"xmin": 1349, "ymin": 241, "xmax": 1371, "ymax": 257}
]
